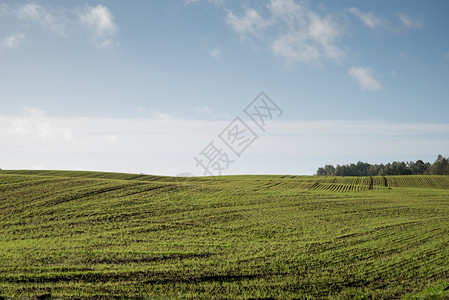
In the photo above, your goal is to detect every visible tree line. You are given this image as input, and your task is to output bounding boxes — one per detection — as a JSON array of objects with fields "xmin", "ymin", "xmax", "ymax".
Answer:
[{"xmin": 316, "ymin": 155, "xmax": 449, "ymax": 176}]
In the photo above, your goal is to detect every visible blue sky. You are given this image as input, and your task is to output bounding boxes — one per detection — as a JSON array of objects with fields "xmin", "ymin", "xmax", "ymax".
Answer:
[{"xmin": 1, "ymin": 0, "xmax": 449, "ymax": 175}]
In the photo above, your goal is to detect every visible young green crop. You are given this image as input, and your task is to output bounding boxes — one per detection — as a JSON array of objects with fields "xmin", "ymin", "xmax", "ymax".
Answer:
[{"xmin": 0, "ymin": 170, "xmax": 448, "ymax": 299}]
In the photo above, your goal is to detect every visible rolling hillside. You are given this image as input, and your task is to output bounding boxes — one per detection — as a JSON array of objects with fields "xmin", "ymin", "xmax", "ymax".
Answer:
[{"xmin": 1, "ymin": 170, "xmax": 449, "ymax": 299}]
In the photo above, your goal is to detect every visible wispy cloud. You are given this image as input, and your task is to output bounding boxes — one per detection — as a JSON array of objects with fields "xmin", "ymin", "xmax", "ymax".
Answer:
[
  {"xmin": 184, "ymin": 0, "xmax": 199, "ymax": 5},
  {"xmin": 269, "ymin": 0, "xmax": 303, "ymax": 20},
  {"xmin": 348, "ymin": 67, "xmax": 382, "ymax": 91},
  {"xmin": 185, "ymin": 0, "xmax": 225, "ymax": 6},
  {"xmin": 271, "ymin": 13, "xmax": 344, "ymax": 66},
  {"xmin": 307, "ymin": 12, "xmax": 344, "ymax": 60},
  {"xmin": 224, "ymin": 0, "xmax": 344, "ymax": 66},
  {"xmin": 37, "ymin": 122, "xmax": 72, "ymax": 140},
  {"xmin": 348, "ymin": 7, "xmax": 383, "ymax": 28},
  {"xmin": 17, "ymin": 3, "xmax": 67, "ymax": 36},
  {"xmin": 103, "ymin": 134, "xmax": 118, "ymax": 144},
  {"xmin": 18, "ymin": 4, "xmax": 48, "ymax": 21},
  {"xmin": 2, "ymin": 113, "xmax": 449, "ymax": 175},
  {"xmin": 194, "ymin": 105, "xmax": 231, "ymax": 120},
  {"xmin": 79, "ymin": 5, "xmax": 118, "ymax": 48},
  {"xmin": 398, "ymin": 13, "xmax": 422, "ymax": 29},
  {"xmin": 148, "ymin": 109, "xmax": 176, "ymax": 122},
  {"xmin": 0, "ymin": 3, "xmax": 119, "ymax": 50},
  {"xmin": 24, "ymin": 107, "xmax": 46, "ymax": 118},
  {"xmin": 225, "ymin": 8, "xmax": 270, "ymax": 37},
  {"xmin": 271, "ymin": 33, "xmax": 321, "ymax": 65},
  {"xmin": 209, "ymin": 47, "xmax": 222, "ymax": 59},
  {"xmin": 1, "ymin": 33, "xmax": 25, "ymax": 49},
  {"xmin": 348, "ymin": 8, "xmax": 422, "ymax": 31},
  {"xmin": 8, "ymin": 108, "xmax": 72, "ymax": 141}
]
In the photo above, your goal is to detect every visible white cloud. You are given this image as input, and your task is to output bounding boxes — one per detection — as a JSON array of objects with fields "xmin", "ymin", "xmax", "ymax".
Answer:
[
  {"xmin": 9, "ymin": 119, "xmax": 72, "ymax": 141},
  {"xmin": 79, "ymin": 5, "xmax": 118, "ymax": 48},
  {"xmin": 348, "ymin": 7, "xmax": 382, "ymax": 28},
  {"xmin": 135, "ymin": 107, "xmax": 182, "ymax": 120},
  {"xmin": 1, "ymin": 33, "xmax": 25, "ymax": 49},
  {"xmin": 348, "ymin": 67, "xmax": 382, "ymax": 91},
  {"xmin": 348, "ymin": 8, "xmax": 422, "ymax": 31},
  {"xmin": 271, "ymin": 33, "xmax": 320, "ymax": 65},
  {"xmin": 195, "ymin": 105, "xmax": 212, "ymax": 115},
  {"xmin": 18, "ymin": 3, "xmax": 45, "ymax": 20},
  {"xmin": 185, "ymin": 0, "xmax": 225, "ymax": 5},
  {"xmin": 149, "ymin": 109, "xmax": 176, "ymax": 122},
  {"xmin": 37, "ymin": 122, "xmax": 72, "ymax": 140},
  {"xmin": 225, "ymin": 0, "xmax": 344, "ymax": 66},
  {"xmin": 24, "ymin": 107, "xmax": 45, "ymax": 117},
  {"xmin": 194, "ymin": 105, "xmax": 231, "ymax": 119},
  {"xmin": 209, "ymin": 47, "xmax": 222, "ymax": 59},
  {"xmin": 1, "ymin": 115, "xmax": 449, "ymax": 175},
  {"xmin": 269, "ymin": 0, "xmax": 303, "ymax": 22},
  {"xmin": 225, "ymin": 8, "xmax": 270, "ymax": 37},
  {"xmin": 6, "ymin": 3, "xmax": 119, "ymax": 48},
  {"xmin": 17, "ymin": 3, "xmax": 67, "ymax": 35},
  {"xmin": 398, "ymin": 13, "xmax": 422, "ymax": 29},
  {"xmin": 9, "ymin": 119, "xmax": 30, "ymax": 136},
  {"xmin": 3, "ymin": 116, "xmax": 448, "ymax": 155},
  {"xmin": 103, "ymin": 134, "xmax": 118, "ymax": 143},
  {"xmin": 80, "ymin": 5, "xmax": 117, "ymax": 36},
  {"xmin": 270, "ymin": 11, "xmax": 343, "ymax": 65},
  {"xmin": 307, "ymin": 12, "xmax": 344, "ymax": 60},
  {"xmin": 30, "ymin": 164, "xmax": 45, "ymax": 170},
  {"xmin": 8, "ymin": 108, "xmax": 72, "ymax": 141}
]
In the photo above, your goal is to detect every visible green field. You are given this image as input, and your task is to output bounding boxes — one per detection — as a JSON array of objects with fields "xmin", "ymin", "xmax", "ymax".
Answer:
[{"xmin": 1, "ymin": 170, "xmax": 449, "ymax": 299}]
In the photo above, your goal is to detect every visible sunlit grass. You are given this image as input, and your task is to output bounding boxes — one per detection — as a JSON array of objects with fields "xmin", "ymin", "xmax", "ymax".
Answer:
[{"xmin": 0, "ymin": 170, "xmax": 448, "ymax": 299}]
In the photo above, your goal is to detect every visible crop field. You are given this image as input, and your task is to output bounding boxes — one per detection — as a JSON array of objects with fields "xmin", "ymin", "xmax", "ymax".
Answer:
[{"xmin": 1, "ymin": 170, "xmax": 449, "ymax": 299}]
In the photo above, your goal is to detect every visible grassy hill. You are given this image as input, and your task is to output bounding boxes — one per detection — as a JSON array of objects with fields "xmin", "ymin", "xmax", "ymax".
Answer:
[{"xmin": 1, "ymin": 170, "xmax": 449, "ymax": 299}]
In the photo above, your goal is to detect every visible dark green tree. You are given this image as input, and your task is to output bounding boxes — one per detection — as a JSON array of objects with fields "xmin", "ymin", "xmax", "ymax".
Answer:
[
  {"xmin": 316, "ymin": 155, "xmax": 446, "ymax": 176},
  {"xmin": 431, "ymin": 155, "xmax": 449, "ymax": 175}
]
